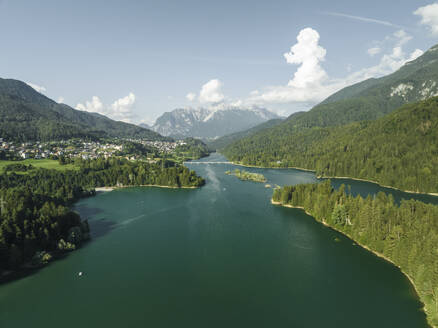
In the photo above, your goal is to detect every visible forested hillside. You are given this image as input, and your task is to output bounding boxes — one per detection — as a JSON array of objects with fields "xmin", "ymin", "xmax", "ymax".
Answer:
[
  {"xmin": 272, "ymin": 180, "xmax": 438, "ymax": 327},
  {"xmin": 224, "ymin": 97, "xmax": 438, "ymax": 193},
  {"xmin": 0, "ymin": 78, "xmax": 166, "ymax": 141},
  {"xmin": 287, "ymin": 44, "xmax": 438, "ymax": 130},
  {"xmin": 174, "ymin": 138, "xmax": 210, "ymax": 159},
  {"xmin": 223, "ymin": 44, "xmax": 438, "ymax": 183},
  {"xmin": 207, "ymin": 118, "xmax": 284, "ymax": 151}
]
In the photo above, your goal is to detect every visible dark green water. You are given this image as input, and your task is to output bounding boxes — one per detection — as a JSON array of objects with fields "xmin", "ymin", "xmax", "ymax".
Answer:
[{"xmin": 0, "ymin": 153, "xmax": 433, "ymax": 328}]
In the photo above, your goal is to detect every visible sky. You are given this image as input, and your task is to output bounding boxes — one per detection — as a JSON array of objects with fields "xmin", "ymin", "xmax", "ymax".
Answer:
[{"xmin": 1, "ymin": 0, "xmax": 438, "ymax": 125}]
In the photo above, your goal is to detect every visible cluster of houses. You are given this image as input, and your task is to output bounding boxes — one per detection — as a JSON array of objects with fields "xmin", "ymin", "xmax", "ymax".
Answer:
[
  {"xmin": 1, "ymin": 139, "xmax": 56, "ymax": 159},
  {"xmin": 0, "ymin": 139, "xmax": 124, "ymax": 160},
  {"xmin": 0, "ymin": 138, "xmax": 189, "ymax": 161},
  {"xmin": 127, "ymin": 139, "xmax": 187, "ymax": 153}
]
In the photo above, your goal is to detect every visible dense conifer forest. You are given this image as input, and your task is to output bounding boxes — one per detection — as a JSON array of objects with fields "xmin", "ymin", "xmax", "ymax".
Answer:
[
  {"xmin": 174, "ymin": 137, "xmax": 210, "ymax": 159},
  {"xmin": 207, "ymin": 119, "xmax": 284, "ymax": 151},
  {"xmin": 225, "ymin": 169, "xmax": 266, "ymax": 182},
  {"xmin": 272, "ymin": 180, "xmax": 438, "ymax": 327},
  {"xmin": 224, "ymin": 97, "xmax": 438, "ymax": 193},
  {"xmin": 0, "ymin": 158, "xmax": 204, "ymax": 274}
]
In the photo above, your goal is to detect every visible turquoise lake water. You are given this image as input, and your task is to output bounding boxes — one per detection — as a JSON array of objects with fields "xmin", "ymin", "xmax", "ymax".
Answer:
[{"xmin": 0, "ymin": 153, "xmax": 433, "ymax": 328}]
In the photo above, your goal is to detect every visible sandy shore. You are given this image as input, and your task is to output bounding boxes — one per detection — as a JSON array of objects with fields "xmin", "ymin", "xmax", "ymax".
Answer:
[
  {"xmin": 95, "ymin": 187, "xmax": 115, "ymax": 192},
  {"xmin": 95, "ymin": 184, "xmax": 198, "ymax": 192}
]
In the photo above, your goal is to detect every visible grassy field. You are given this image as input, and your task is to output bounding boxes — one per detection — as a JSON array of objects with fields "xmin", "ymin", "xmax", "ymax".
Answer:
[{"xmin": 0, "ymin": 159, "xmax": 78, "ymax": 172}]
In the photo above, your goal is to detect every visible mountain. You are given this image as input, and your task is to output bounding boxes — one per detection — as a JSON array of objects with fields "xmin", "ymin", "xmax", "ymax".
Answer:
[
  {"xmin": 224, "ymin": 96, "xmax": 438, "ymax": 193},
  {"xmin": 206, "ymin": 118, "xmax": 284, "ymax": 151},
  {"xmin": 223, "ymin": 43, "xmax": 438, "ymax": 166},
  {"xmin": 138, "ymin": 123, "xmax": 151, "ymax": 129},
  {"xmin": 0, "ymin": 78, "xmax": 166, "ymax": 141},
  {"xmin": 151, "ymin": 106, "xmax": 281, "ymax": 138},
  {"xmin": 290, "ymin": 44, "xmax": 438, "ymax": 129}
]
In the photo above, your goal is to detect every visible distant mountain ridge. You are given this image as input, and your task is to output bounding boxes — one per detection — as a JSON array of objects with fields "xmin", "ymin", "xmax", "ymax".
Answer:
[
  {"xmin": 206, "ymin": 118, "xmax": 285, "ymax": 151},
  {"xmin": 138, "ymin": 123, "xmax": 151, "ymax": 129},
  {"xmin": 0, "ymin": 78, "xmax": 166, "ymax": 141},
  {"xmin": 151, "ymin": 106, "xmax": 281, "ymax": 138}
]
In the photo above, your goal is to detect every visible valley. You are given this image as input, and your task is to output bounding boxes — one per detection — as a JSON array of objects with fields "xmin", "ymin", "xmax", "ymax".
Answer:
[
  {"xmin": 2, "ymin": 3, "xmax": 438, "ymax": 327},
  {"xmin": 0, "ymin": 154, "xmax": 435, "ymax": 328}
]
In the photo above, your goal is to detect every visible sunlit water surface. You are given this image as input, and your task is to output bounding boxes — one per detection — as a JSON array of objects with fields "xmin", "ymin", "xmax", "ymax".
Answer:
[{"xmin": 0, "ymin": 153, "xmax": 433, "ymax": 328}]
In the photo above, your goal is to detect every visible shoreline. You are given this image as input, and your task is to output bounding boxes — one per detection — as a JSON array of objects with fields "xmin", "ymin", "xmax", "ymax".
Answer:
[
  {"xmin": 271, "ymin": 199, "xmax": 433, "ymax": 328},
  {"xmin": 95, "ymin": 184, "xmax": 199, "ymax": 192},
  {"xmin": 225, "ymin": 170, "xmax": 267, "ymax": 183},
  {"xmin": 1, "ymin": 183, "xmax": 200, "ymax": 283},
  {"xmin": 229, "ymin": 160, "xmax": 317, "ymax": 172},
  {"xmin": 229, "ymin": 160, "xmax": 438, "ymax": 197},
  {"xmin": 0, "ymin": 243, "xmax": 83, "ymax": 284},
  {"xmin": 319, "ymin": 175, "xmax": 438, "ymax": 197}
]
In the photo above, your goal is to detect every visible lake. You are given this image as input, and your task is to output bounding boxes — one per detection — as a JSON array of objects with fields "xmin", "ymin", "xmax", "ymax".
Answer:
[{"xmin": 0, "ymin": 153, "xmax": 432, "ymax": 328}]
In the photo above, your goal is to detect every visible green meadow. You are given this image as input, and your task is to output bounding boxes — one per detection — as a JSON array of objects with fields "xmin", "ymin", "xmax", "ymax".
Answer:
[{"xmin": 0, "ymin": 159, "xmax": 77, "ymax": 172}]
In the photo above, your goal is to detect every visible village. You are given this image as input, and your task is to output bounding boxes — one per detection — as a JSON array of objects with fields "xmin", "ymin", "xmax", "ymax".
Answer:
[{"xmin": 0, "ymin": 138, "xmax": 189, "ymax": 161}]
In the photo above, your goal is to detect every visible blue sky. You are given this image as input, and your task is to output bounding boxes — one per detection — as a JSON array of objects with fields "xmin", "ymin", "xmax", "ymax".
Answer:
[{"xmin": 1, "ymin": 0, "xmax": 437, "ymax": 124}]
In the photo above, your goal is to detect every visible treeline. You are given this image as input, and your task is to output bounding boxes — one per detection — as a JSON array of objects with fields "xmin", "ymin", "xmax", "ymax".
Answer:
[
  {"xmin": 225, "ymin": 169, "xmax": 266, "ymax": 182},
  {"xmin": 223, "ymin": 97, "xmax": 438, "ymax": 193},
  {"xmin": 207, "ymin": 119, "xmax": 284, "ymax": 151},
  {"xmin": 73, "ymin": 157, "xmax": 205, "ymax": 188},
  {"xmin": 3, "ymin": 163, "xmax": 34, "ymax": 172},
  {"xmin": 116, "ymin": 141, "xmax": 157, "ymax": 157},
  {"xmin": 273, "ymin": 180, "xmax": 438, "ymax": 326},
  {"xmin": 1, "ymin": 158, "xmax": 205, "ymax": 201},
  {"xmin": 174, "ymin": 138, "xmax": 210, "ymax": 159},
  {"xmin": 0, "ymin": 187, "xmax": 90, "ymax": 272},
  {"xmin": 0, "ymin": 158, "xmax": 204, "ymax": 274}
]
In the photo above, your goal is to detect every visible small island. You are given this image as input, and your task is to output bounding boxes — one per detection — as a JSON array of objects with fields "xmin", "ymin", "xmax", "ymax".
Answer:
[{"xmin": 225, "ymin": 169, "xmax": 266, "ymax": 182}]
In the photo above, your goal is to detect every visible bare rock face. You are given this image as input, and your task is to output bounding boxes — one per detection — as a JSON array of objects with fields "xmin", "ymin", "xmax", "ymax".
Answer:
[{"xmin": 152, "ymin": 106, "xmax": 280, "ymax": 139}]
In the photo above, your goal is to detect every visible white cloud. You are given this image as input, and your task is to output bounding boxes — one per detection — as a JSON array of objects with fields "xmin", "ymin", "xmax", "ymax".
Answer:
[
  {"xmin": 368, "ymin": 47, "xmax": 381, "ymax": 56},
  {"xmin": 26, "ymin": 82, "xmax": 46, "ymax": 94},
  {"xmin": 348, "ymin": 30, "xmax": 422, "ymax": 81},
  {"xmin": 393, "ymin": 29, "xmax": 412, "ymax": 46},
  {"xmin": 284, "ymin": 28, "xmax": 328, "ymax": 89},
  {"xmin": 139, "ymin": 117, "xmax": 154, "ymax": 126},
  {"xmin": 324, "ymin": 12, "xmax": 404, "ymax": 29},
  {"xmin": 186, "ymin": 92, "xmax": 196, "ymax": 101},
  {"xmin": 362, "ymin": 30, "xmax": 417, "ymax": 69},
  {"xmin": 188, "ymin": 10, "xmax": 426, "ymax": 115},
  {"xmin": 414, "ymin": 3, "xmax": 438, "ymax": 35},
  {"xmin": 76, "ymin": 92, "xmax": 137, "ymax": 123},
  {"xmin": 111, "ymin": 92, "xmax": 135, "ymax": 114},
  {"xmin": 250, "ymin": 28, "xmax": 333, "ymax": 104},
  {"xmin": 346, "ymin": 46, "xmax": 423, "ymax": 83},
  {"xmin": 57, "ymin": 96, "xmax": 65, "ymax": 103},
  {"xmin": 199, "ymin": 79, "xmax": 225, "ymax": 104},
  {"xmin": 247, "ymin": 27, "xmax": 423, "ymax": 109},
  {"xmin": 409, "ymin": 49, "xmax": 424, "ymax": 61},
  {"xmin": 76, "ymin": 96, "xmax": 104, "ymax": 113}
]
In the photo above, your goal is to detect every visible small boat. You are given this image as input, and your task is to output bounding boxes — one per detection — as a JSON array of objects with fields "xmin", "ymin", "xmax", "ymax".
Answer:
[{"xmin": 78, "ymin": 272, "xmax": 83, "ymax": 276}]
